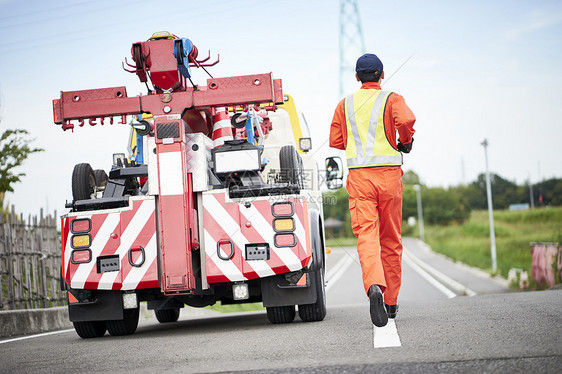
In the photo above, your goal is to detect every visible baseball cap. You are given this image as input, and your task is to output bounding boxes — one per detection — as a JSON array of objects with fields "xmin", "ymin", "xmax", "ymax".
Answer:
[{"xmin": 355, "ymin": 53, "xmax": 383, "ymax": 74}]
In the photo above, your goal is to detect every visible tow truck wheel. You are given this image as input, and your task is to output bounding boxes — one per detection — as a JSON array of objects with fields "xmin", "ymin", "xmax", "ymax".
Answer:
[
  {"xmin": 155, "ymin": 308, "xmax": 180, "ymax": 323},
  {"xmin": 266, "ymin": 305, "xmax": 296, "ymax": 324},
  {"xmin": 72, "ymin": 163, "xmax": 97, "ymax": 200},
  {"xmin": 279, "ymin": 145, "xmax": 303, "ymax": 188},
  {"xmin": 93, "ymin": 169, "xmax": 108, "ymax": 190},
  {"xmin": 106, "ymin": 307, "xmax": 139, "ymax": 336},
  {"xmin": 298, "ymin": 269, "xmax": 327, "ymax": 322},
  {"xmin": 72, "ymin": 320, "xmax": 106, "ymax": 339}
]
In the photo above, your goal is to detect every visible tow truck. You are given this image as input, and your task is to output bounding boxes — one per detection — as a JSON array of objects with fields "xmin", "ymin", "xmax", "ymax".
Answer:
[{"xmin": 53, "ymin": 32, "xmax": 332, "ymax": 338}]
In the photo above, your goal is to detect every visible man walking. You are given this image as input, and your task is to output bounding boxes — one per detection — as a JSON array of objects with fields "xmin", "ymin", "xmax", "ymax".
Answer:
[{"xmin": 329, "ymin": 53, "xmax": 416, "ymax": 327}]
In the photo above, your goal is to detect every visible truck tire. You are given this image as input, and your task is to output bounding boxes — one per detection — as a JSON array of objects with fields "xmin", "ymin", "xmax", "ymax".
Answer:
[
  {"xmin": 106, "ymin": 307, "xmax": 139, "ymax": 336},
  {"xmin": 155, "ymin": 308, "xmax": 180, "ymax": 323},
  {"xmin": 299, "ymin": 213, "xmax": 327, "ymax": 322},
  {"xmin": 279, "ymin": 145, "xmax": 303, "ymax": 188},
  {"xmin": 93, "ymin": 169, "xmax": 108, "ymax": 190},
  {"xmin": 298, "ymin": 269, "xmax": 327, "ymax": 322},
  {"xmin": 73, "ymin": 320, "xmax": 106, "ymax": 339},
  {"xmin": 72, "ymin": 163, "xmax": 97, "ymax": 201},
  {"xmin": 266, "ymin": 305, "xmax": 296, "ymax": 324}
]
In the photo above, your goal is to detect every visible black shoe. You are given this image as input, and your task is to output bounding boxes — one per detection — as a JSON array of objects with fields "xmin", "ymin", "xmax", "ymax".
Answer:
[
  {"xmin": 368, "ymin": 285, "xmax": 388, "ymax": 327},
  {"xmin": 385, "ymin": 303, "xmax": 399, "ymax": 319}
]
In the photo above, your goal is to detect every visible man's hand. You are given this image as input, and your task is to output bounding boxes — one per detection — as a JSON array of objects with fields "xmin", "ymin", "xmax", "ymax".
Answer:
[{"xmin": 397, "ymin": 138, "xmax": 413, "ymax": 153}]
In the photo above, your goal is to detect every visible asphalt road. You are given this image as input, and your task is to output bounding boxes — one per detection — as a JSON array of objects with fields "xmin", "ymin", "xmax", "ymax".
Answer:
[{"xmin": 1, "ymin": 239, "xmax": 561, "ymax": 373}]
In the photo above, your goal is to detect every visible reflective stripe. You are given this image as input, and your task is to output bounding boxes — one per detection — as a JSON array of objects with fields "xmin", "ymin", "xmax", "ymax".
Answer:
[
  {"xmin": 348, "ymin": 155, "xmax": 403, "ymax": 167},
  {"xmin": 365, "ymin": 91, "xmax": 388, "ymax": 157},
  {"xmin": 345, "ymin": 89, "xmax": 402, "ymax": 168},
  {"xmin": 345, "ymin": 95, "xmax": 362, "ymax": 156}
]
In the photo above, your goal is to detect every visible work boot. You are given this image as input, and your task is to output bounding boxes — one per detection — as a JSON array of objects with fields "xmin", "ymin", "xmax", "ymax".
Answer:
[
  {"xmin": 385, "ymin": 303, "xmax": 399, "ymax": 319},
  {"xmin": 368, "ymin": 285, "xmax": 388, "ymax": 327}
]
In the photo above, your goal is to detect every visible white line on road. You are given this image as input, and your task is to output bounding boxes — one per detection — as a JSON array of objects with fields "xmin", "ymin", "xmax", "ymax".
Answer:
[
  {"xmin": 373, "ymin": 320, "xmax": 401, "ymax": 348},
  {"xmin": 403, "ymin": 250, "xmax": 457, "ymax": 299},
  {"xmin": 0, "ymin": 328, "xmax": 75, "ymax": 345},
  {"xmin": 404, "ymin": 246, "xmax": 477, "ymax": 297},
  {"xmin": 326, "ymin": 254, "xmax": 355, "ymax": 292}
]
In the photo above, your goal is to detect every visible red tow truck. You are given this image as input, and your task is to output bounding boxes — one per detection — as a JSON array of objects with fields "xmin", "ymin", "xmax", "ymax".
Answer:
[{"xmin": 53, "ymin": 32, "xmax": 330, "ymax": 338}]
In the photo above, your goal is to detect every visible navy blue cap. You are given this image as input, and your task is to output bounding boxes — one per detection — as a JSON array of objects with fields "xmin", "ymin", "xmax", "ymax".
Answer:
[{"xmin": 355, "ymin": 53, "xmax": 383, "ymax": 74}]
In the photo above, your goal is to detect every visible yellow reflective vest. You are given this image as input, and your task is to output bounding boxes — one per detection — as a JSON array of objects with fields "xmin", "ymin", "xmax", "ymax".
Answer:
[{"xmin": 344, "ymin": 89, "xmax": 402, "ymax": 168}]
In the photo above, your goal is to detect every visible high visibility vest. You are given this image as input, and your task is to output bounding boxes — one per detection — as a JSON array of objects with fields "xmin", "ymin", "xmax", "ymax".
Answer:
[{"xmin": 344, "ymin": 89, "xmax": 403, "ymax": 168}]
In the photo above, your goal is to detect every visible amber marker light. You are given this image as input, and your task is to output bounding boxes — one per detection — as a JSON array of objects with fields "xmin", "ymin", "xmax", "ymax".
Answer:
[
  {"xmin": 72, "ymin": 234, "xmax": 91, "ymax": 248},
  {"xmin": 274, "ymin": 218, "xmax": 294, "ymax": 232}
]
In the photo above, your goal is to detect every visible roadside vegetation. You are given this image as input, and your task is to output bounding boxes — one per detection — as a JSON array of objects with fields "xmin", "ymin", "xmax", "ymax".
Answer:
[
  {"xmin": 323, "ymin": 170, "xmax": 562, "ymax": 289},
  {"xmin": 421, "ymin": 207, "xmax": 562, "ymax": 279},
  {"xmin": 326, "ymin": 207, "xmax": 562, "ymax": 288},
  {"xmin": 206, "ymin": 303, "xmax": 264, "ymax": 313}
]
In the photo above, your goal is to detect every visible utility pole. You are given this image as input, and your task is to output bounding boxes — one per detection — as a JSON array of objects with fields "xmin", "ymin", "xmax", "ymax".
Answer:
[
  {"xmin": 413, "ymin": 184, "xmax": 425, "ymax": 242},
  {"xmin": 481, "ymin": 139, "xmax": 497, "ymax": 273},
  {"xmin": 461, "ymin": 156, "xmax": 466, "ymax": 184},
  {"xmin": 528, "ymin": 175, "xmax": 535, "ymax": 209},
  {"xmin": 339, "ymin": 0, "xmax": 365, "ymax": 97}
]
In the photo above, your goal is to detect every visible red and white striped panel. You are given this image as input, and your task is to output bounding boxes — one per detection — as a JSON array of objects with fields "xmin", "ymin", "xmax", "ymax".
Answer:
[
  {"xmin": 202, "ymin": 190, "xmax": 312, "ymax": 283},
  {"xmin": 61, "ymin": 197, "xmax": 159, "ymax": 291}
]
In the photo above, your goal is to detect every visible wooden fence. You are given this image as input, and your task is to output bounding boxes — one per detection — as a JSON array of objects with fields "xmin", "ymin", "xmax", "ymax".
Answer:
[{"xmin": 0, "ymin": 207, "xmax": 66, "ymax": 310}]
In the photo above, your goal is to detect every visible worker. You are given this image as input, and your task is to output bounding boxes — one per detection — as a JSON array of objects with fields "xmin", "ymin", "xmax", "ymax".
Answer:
[{"xmin": 329, "ymin": 53, "xmax": 416, "ymax": 327}]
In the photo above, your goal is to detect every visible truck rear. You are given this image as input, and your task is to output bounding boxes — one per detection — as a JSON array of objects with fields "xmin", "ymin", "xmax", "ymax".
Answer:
[{"xmin": 55, "ymin": 32, "xmax": 327, "ymax": 338}]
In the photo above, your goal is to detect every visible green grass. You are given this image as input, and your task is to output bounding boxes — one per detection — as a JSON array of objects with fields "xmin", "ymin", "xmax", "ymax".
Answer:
[
  {"xmin": 425, "ymin": 207, "xmax": 562, "ymax": 281},
  {"xmin": 205, "ymin": 302, "xmax": 265, "ymax": 313},
  {"xmin": 325, "ymin": 237, "xmax": 358, "ymax": 248}
]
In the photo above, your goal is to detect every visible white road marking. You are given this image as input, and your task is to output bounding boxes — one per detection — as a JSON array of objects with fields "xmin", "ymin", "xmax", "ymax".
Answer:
[
  {"xmin": 325, "ymin": 254, "xmax": 355, "ymax": 292},
  {"xmin": 404, "ymin": 246, "xmax": 477, "ymax": 297},
  {"xmin": 403, "ymin": 250, "xmax": 457, "ymax": 299},
  {"xmin": 0, "ymin": 329, "xmax": 75, "ymax": 345},
  {"xmin": 373, "ymin": 320, "xmax": 401, "ymax": 348}
]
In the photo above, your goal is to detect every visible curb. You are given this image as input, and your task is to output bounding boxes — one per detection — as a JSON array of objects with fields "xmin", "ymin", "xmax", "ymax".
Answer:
[{"xmin": 0, "ymin": 306, "xmax": 72, "ymax": 338}]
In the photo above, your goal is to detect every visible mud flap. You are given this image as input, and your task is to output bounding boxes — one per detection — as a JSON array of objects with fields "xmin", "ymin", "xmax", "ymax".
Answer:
[
  {"xmin": 261, "ymin": 273, "xmax": 317, "ymax": 307},
  {"xmin": 68, "ymin": 290, "xmax": 123, "ymax": 322}
]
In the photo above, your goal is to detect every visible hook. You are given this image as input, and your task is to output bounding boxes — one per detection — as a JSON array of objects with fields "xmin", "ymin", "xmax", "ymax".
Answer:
[{"xmin": 122, "ymin": 60, "xmax": 136, "ymax": 73}]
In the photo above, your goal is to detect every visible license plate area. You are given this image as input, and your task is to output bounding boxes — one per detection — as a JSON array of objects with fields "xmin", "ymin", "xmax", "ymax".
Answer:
[
  {"xmin": 97, "ymin": 255, "xmax": 120, "ymax": 273},
  {"xmin": 246, "ymin": 243, "xmax": 269, "ymax": 261}
]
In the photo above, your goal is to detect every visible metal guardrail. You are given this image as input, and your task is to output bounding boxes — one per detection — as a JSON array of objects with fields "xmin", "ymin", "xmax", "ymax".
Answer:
[{"xmin": 0, "ymin": 207, "xmax": 65, "ymax": 310}]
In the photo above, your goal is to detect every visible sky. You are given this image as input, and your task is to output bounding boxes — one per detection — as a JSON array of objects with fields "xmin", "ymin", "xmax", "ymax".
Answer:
[{"xmin": 1, "ymin": 0, "xmax": 561, "ymax": 217}]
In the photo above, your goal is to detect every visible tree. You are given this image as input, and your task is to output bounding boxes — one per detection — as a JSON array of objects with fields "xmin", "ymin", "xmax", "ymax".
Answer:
[
  {"xmin": 0, "ymin": 129, "xmax": 43, "ymax": 208},
  {"xmin": 469, "ymin": 173, "xmax": 523, "ymax": 210}
]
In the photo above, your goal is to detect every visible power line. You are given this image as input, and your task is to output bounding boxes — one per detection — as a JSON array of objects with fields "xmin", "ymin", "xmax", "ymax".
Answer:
[
  {"xmin": 0, "ymin": 0, "xmax": 155, "ymax": 32},
  {"xmin": 0, "ymin": 0, "xmax": 97, "ymax": 21},
  {"xmin": 0, "ymin": 0, "xmax": 257, "ymax": 54}
]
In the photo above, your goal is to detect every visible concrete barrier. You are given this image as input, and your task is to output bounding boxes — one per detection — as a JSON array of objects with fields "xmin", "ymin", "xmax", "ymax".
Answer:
[{"xmin": 0, "ymin": 307, "xmax": 72, "ymax": 338}]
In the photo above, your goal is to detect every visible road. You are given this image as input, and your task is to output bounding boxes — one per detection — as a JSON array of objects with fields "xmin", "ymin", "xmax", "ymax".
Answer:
[{"xmin": 1, "ymin": 238, "xmax": 561, "ymax": 373}]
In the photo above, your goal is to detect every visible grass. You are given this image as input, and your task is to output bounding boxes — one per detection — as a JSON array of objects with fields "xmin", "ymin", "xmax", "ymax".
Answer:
[
  {"xmin": 424, "ymin": 207, "xmax": 562, "ymax": 282},
  {"xmin": 325, "ymin": 236, "xmax": 358, "ymax": 248},
  {"xmin": 206, "ymin": 302, "xmax": 264, "ymax": 313}
]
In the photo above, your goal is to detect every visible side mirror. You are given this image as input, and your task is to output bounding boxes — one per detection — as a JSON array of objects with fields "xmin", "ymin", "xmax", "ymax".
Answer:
[
  {"xmin": 325, "ymin": 156, "xmax": 343, "ymax": 190},
  {"xmin": 113, "ymin": 153, "xmax": 127, "ymax": 167}
]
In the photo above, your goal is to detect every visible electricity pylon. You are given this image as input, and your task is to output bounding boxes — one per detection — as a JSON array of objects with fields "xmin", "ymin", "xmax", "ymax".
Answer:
[{"xmin": 339, "ymin": 0, "xmax": 365, "ymax": 97}]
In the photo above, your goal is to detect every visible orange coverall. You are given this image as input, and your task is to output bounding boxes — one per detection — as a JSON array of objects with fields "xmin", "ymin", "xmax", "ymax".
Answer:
[{"xmin": 329, "ymin": 82, "xmax": 416, "ymax": 305}]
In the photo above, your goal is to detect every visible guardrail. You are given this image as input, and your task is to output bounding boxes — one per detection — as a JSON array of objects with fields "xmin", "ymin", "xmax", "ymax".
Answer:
[{"xmin": 0, "ymin": 207, "xmax": 65, "ymax": 310}]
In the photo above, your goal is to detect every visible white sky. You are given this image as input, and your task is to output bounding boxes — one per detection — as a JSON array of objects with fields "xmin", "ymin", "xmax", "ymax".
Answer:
[{"xmin": 1, "ymin": 0, "xmax": 561, "ymax": 217}]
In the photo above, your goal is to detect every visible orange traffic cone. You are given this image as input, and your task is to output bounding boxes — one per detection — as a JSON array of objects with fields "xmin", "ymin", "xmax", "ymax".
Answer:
[{"xmin": 212, "ymin": 107, "xmax": 233, "ymax": 148}]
